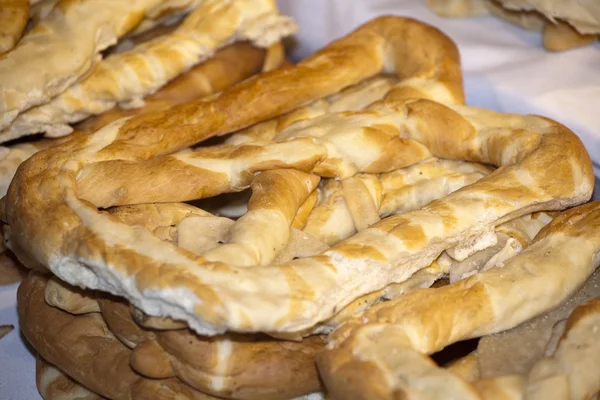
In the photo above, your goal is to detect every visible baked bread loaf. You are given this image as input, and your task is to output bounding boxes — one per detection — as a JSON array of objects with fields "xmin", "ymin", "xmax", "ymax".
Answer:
[
  {"xmin": 0, "ymin": 0, "xmax": 295, "ymax": 141},
  {"xmin": 319, "ymin": 201, "xmax": 600, "ymax": 399},
  {"xmin": 0, "ymin": 40, "xmax": 283, "ymax": 289},
  {"xmin": 0, "ymin": 41, "xmax": 282, "ymax": 200},
  {"xmin": 18, "ymin": 202, "xmax": 548, "ymax": 399},
  {"xmin": 0, "ymin": 0, "xmax": 295, "ymax": 142},
  {"xmin": 6, "ymin": 14, "xmax": 592, "ymax": 336},
  {"xmin": 0, "ymin": 0, "xmax": 173, "ymax": 130},
  {"xmin": 19, "ymin": 274, "xmax": 221, "ymax": 400},
  {"xmin": 5, "ymin": 14, "xmax": 599, "ymax": 400},
  {"xmin": 426, "ymin": 0, "xmax": 599, "ymax": 50},
  {"xmin": 36, "ymin": 356, "xmax": 103, "ymax": 400}
]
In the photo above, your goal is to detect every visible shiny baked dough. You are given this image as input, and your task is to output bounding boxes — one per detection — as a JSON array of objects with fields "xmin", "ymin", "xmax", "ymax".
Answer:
[
  {"xmin": 1, "ymin": 0, "xmax": 296, "ymax": 141},
  {"xmin": 0, "ymin": 0, "xmax": 29, "ymax": 54}
]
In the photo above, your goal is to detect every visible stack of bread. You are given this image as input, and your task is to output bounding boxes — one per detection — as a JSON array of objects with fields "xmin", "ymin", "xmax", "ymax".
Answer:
[
  {"xmin": 426, "ymin": 0, "xmax": 600, "ymax": 51},
  {"xmin": 0, "ymin": 0, "xmax": 295, "ymax": 285},
  {"xmin": 1, "ymin": 5, "xmax": 599, "ymax": 400}
]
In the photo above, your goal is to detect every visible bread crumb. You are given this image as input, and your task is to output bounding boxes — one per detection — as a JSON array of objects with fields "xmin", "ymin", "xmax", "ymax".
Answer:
[{"xmin": 0, "ymin": 324, "xmax": 14, "ymax": 340}]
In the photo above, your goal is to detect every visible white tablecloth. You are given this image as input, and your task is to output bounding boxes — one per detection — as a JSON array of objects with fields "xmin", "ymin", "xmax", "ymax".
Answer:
[{"xmin": 1, "ymin": 1, "xmax": 599, "ymax": 398}]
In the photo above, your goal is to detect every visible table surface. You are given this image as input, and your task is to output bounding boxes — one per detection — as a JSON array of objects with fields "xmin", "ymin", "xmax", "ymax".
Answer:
[{"xmin": 1, "ymin": 1, "xmax": 599, "ymax": 398}]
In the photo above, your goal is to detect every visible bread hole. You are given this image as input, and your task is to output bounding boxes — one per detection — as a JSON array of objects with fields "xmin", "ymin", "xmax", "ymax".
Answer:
[{"xmin": 431, "ymin": 338, "xmax": 479, "ymax": 366}]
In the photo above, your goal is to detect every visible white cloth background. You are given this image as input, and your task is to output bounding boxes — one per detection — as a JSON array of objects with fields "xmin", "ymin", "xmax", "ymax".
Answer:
[{"xmin": 1, "ymin": 1, "xmax": 599, "ymax": 398}]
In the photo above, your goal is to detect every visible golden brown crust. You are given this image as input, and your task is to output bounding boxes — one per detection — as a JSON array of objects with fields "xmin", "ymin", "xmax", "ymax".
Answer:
[
  {"xmin": 151, "ymin": 330, "xmax": 325, "ymax": 399},
  {"xmin": 24, "ymin": 273, "xmax": 326, "ymax": 399},
  {"xmin": 19, "ymin": 273, "xmax": 220, "ymax": 400},
  {"xmin": 0, "ymin": 0, "xmax": 29, "ymax": 54},
  {"xmin": 19, "ymin": 274, "xmax": 141, "ymax": 399},
  {"xmin": 0, "ymin": 250, "xmax": 27, "ymax": 284},
  {"xmin": 0, "ymin": 40, "xmax": 276, "ymax": 223},
  {"xmin": 97, "ymin": 295, "xmax": 154, "ymax": 348},
  {"xmin": 318, "ymin": 202, "xmax": 600, "ymax": 399},
  {"xmin": 7, "ymin": 14, "xmax": 599, "ymax": 400},
  {"xmin": 76, "ymin": 42, "xmax": 274, "ymax": 134},
  {"xmin": 2, "ymin": 1, "xmax": 296, "ymax": 140},
  {"xmin": 0, "ymin": 0, "xmax": 169, "ymax": 130},
  {"xmin": 109, "ymin": 16, "xmax": 463, "ymax": 155},
  {"xmin": 36, "ymin": 356, "xmax": 104, "ymax": 400},
  {"xmin": 5, "ymin": 17, "xmax": 593, "ymax": 342},
  {"xmin": 543, "ymin": 20, "xmax": 598, "ymax": 51}
]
